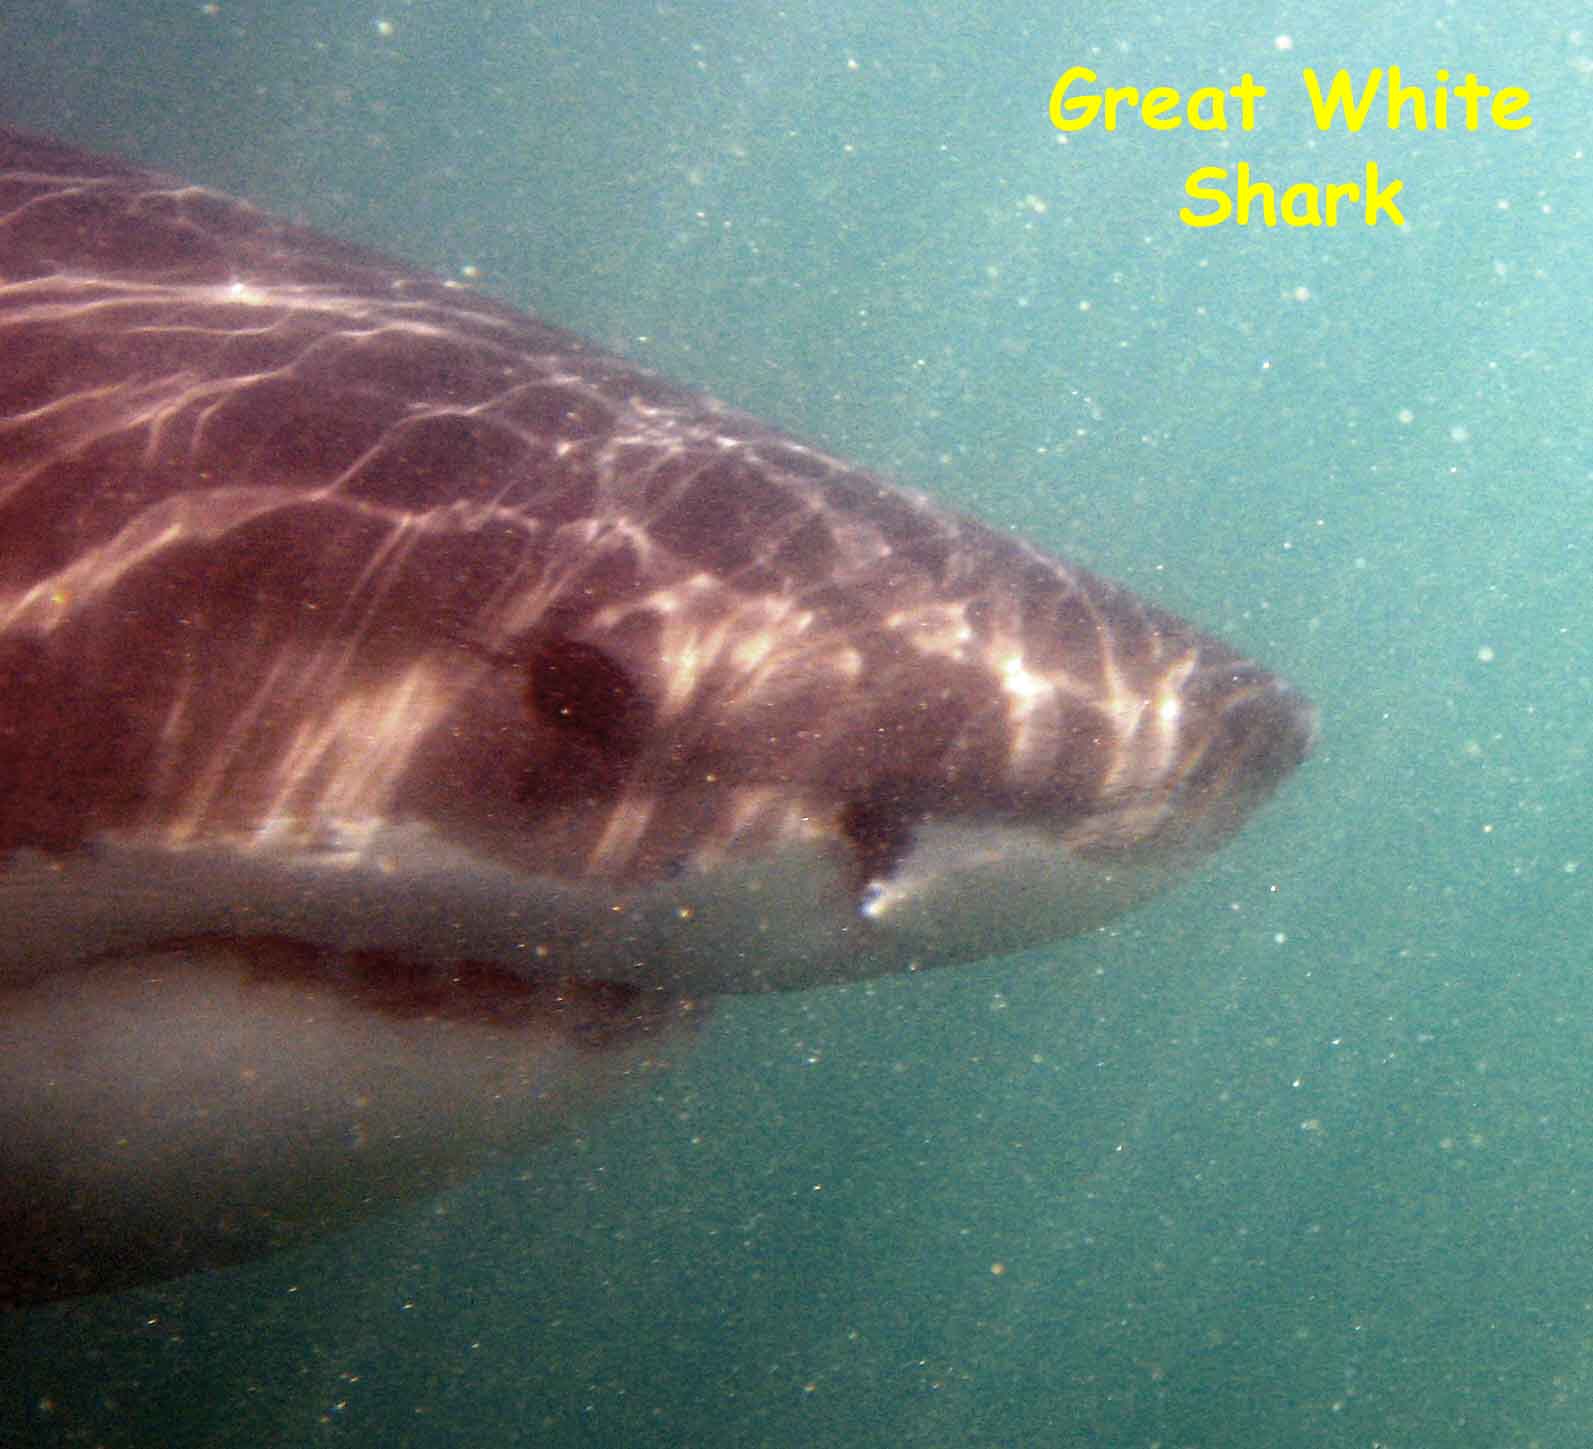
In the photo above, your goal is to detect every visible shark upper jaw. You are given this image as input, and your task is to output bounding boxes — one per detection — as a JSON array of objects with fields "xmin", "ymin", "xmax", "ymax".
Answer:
[{"xmin": 3, "ymin": 676, "xmax": 1315, "ymax": 1001}]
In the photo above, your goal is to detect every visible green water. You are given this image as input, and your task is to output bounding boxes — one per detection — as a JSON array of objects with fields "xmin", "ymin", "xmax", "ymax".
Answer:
[{"xmin": 2, "ymin": 1, "xmax": 1589, "ymax": 1444}]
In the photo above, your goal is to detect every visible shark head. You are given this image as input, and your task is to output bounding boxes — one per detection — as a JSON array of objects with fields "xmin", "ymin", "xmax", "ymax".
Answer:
[
  {"xmin": 0, "ymin": 125, "xmax": 1312, "ymax": 1305},
  {"xmin": 0, "ymin": 420, "xmax": 1313, "ymax": 997}
]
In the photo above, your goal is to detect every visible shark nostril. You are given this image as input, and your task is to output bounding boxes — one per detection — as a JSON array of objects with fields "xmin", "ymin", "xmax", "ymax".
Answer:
[
  {"xmin": 1238, "ymin": 683, "xmax": 1318, "ymax": 779},
  {"xmin": 1288, "ymin": 690, "xmax": 1321, "ymax": 761}
]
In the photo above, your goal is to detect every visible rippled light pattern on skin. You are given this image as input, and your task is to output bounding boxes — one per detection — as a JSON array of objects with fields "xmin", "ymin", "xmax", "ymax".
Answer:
[{"xmin": 0, "ymin": 127, "xmax": 1313, "ymax": 1306}]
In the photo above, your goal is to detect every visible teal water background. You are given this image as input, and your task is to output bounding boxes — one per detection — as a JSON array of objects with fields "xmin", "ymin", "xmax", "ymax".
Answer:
[{"xmin": 2, "ymin": 2, "xmax": 1589, "ymax": 1444}]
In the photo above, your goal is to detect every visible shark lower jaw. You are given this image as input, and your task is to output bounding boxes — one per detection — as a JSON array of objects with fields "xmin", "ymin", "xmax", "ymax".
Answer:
[{"xmin": 0, "ymin": 940, "xmax": 703, "ymax": 1309}]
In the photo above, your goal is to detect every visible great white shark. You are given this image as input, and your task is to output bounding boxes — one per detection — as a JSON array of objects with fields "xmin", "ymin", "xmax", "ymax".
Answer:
[{"xmin": 0, "ymin": 126, "xmax": 1314, "ymax": 1307}]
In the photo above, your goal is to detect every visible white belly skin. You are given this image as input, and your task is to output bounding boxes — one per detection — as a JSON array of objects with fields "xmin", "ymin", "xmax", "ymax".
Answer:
[{"xmin": 0, "ymin": 943, "xmax": 700, "ymax": 1308}]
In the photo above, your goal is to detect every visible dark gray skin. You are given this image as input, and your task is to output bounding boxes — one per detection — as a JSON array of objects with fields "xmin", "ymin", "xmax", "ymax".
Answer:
[{"xmin": 0, "ymin": 127, "xmax": 1314, "ymax": 1307}]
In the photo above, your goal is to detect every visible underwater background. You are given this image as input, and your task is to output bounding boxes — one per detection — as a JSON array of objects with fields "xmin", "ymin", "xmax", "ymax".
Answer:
[{"xmin": 2, "ymin": 1, "xmax": 1589, "ymax": 1444}]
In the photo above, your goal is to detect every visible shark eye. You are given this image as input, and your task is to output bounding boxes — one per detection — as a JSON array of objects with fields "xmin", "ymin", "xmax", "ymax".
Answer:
[
  {"xmin": 839, "ymin": 791, "xmax": 919, "ymax": 885},
  {"xmin": 524, "ymin": 637, "xmax": 651, "ymax": 759}
]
